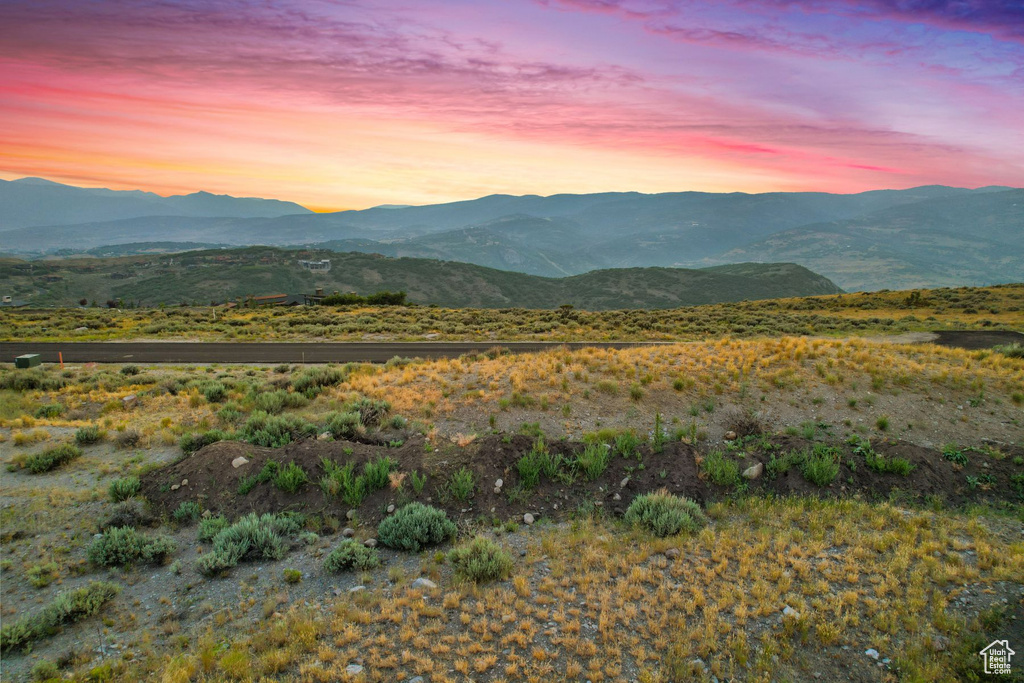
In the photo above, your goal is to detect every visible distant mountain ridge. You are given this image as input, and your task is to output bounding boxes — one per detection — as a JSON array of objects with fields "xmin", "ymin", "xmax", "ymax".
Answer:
[
  {"xmin": 1, "ymin": 179, "xmax": 1020, "ymax": 291},
  {"xmin": 0, "ymin": 177, "xmax": 312, "ymax": 229}
]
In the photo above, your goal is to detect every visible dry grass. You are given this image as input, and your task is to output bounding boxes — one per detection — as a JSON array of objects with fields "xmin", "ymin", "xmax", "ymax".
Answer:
[{"xmin": 115, "ymin": 497, "xmax": 1022, "ymax": 682}]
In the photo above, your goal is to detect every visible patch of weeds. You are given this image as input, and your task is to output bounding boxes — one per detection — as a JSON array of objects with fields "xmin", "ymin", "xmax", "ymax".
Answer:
[
  {"xmin": 323, "ymin": 540, "xmax": 382, "ymax": 572},
  {"xmin": 852, "ymin": 438, "xmax": 914, "ymax": 476},
  {"xmin": 942, "ymin": 444, "xmax": 969, "ymax": 466},
  {"xmin": 446, "ymin": 467, "xmax": 475, "ymax": 502},
  {"xmin": 34, "ymin": 403, "xmax": 64, "ymax": 419},
  {"xmin": 108, "ymin": 476, "xmax": 141, "ymax": 502},
  {"xmin": 239, "ymin": 411, "xmax": 317, "ymax": 448},
  {"xmin": 324, "ymin": 411, "xmax": 362, "ymax": 439},
  {"xmin": 238, "ymin": 460, "xmax": 279, "ymax": 495},
  {"xmin": 448, "ymin": 536, "xmax": 513, "ymax": 583},
  {"xmin": 613, "ymin": 430, "xmax": 643, "ymax": 460},
  {"xmin": 801, "ymin": 444, "xmax": 840, "ymax": 486},
  {"xmin": 74, "ymin": 428, "xmax": 102, "ymax": 448},
  {"xmin": 875, "ymin": 416, "xmax": 890, "ymax": 431},
  {"xmin": 766, "ymin": 450, "xmax": 803, "ymax": 479},
  {"xmin": 410, "ymin": 470, "xmax": 427, "ymax": 494},
  {"xmin": 575, "ymin": 442, "xmax": 610, "ymax": 481},
  {"xmin": 172, "ymin": 501, "xmax": 202, "ymax": 525},
  {"xmin": 26, "ymin": 562, "xmax": 60, "ymax": 589},
  {"xmin": 0, "ymin": 581, "xmax": 120, "ymax": 653},
  {"xmin": 26, "ymin": 443, "xmax": 82, "ymax": 474},
  {"xmin": 179, "ymin": 429, "xmax": 231, "ymax": 456},
  {"xmin": 624, "ymin": 489, "xmax": 706, "ymax": 537},
  {"xmin": 700, "ymin": 449, "xmax": 740, "ymax": 487},
  {"xmin": 273, "ymin": 461, "xmax": 308, "ymax": 493},
  {"xmin": 283, "ymin": 569, "xmax": 302, "ymax": 584}
]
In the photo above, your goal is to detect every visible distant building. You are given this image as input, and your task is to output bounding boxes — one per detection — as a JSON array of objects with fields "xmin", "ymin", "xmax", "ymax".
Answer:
[
  {"xmin": 1, "ymin": 296, "xmax": 29, "ymax": 308},
  {"xmin": 298, "ymin": 259, "xmax": 332, "ymax": 272}
]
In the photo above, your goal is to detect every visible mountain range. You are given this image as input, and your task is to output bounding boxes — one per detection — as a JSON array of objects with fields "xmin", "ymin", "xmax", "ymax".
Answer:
[{"xmin": 1, "ymin": 178, "xmax": 1021, "ymax": 291}]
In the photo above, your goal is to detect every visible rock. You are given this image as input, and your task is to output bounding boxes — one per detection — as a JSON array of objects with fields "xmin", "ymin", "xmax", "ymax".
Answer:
[
  {"xmin": 349, "ymin": 585, "xmax": 365, "ymax": 593},
  {"xmin": 494, "ymin": 487, "xmax": 501, "ymax": 494},
  {"xmin": 122, "ymin": 394, "xmax": 137, "ymax": 408},
  {"xmin": 783, "ymin": 606, "xmax": 799, "ymax": 618},
  {"xmin": 363, "ymin": 538, "xmax": 377, "ymax": 548},
  {"xmin": 742, "ymin": 462, "xmax": 764, "ymax": 480},
  {"xmin": 345, "ymin": 664, "xmax": 363, "ymax": 675},
  {"xmin": 523, "ymin": 513, "xmax": 535, "ymax": 525},
  {"xmin": 495, "ymin": 478, "xmax": 503, "ymax": 488},
  {"xmin": 170, "ymin": 484, "xmax": 180, "ymax": 491},
  {"xmin": 408, "ymin": 678, "xmax": 425, "ymax": 683},
  {"xmin": 865, "ymin": 648, "xmax": 879, "ymax": 660},
  {"xmin": 181, "ymin": 479, "xmax": 188, "ymax": 486},
  {"xmin": 342, "ymin": 528, "xmax": 355, "ymax": 538},
  {"xmin": 231, "ymin": 456, "xmax": 249, "ymax": 468},
  {"xmin": 612, "ymin": 493, "xmax": 621, "ymax": 501},
  {"xmin": 724, "ymin": 430, "xmax": 737, "ymax": 441},
  {"xmin": 386, "ymin": 504, "xmax": 395, "ymax": 513},
  {"xmin": 931, "ymin": 636, "xmax": 949, "ymax": 652},
  {"xmin": 620, "ymin": 477, "xmax": 630, "ymax": 489},
  {"xmin": 664, "ymin": 548, "xmax": 680, "ymax": 560},
  {"xmin": 411, "ymin": 578, "xmax": 437, "ymax": 590},
  {"xmin": 346, "ymin": 509, "xmax": 357, "ymax": 520},
  {"xmin": 317, "ymin": 432, "xmax": 331, "ymax": 441}
]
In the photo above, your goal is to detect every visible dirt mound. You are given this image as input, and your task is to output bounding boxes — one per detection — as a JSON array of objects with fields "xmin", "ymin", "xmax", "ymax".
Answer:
[{"xmin": 140, "ymin": 433, "xmax": 1022, "ymax": 525}]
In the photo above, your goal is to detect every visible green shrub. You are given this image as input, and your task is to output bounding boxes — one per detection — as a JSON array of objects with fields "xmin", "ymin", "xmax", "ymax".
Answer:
[
  {"xmin": 348, "ymin": 397, "xmax": 390, "ymax": 427},
  {"xmin": 700, "ymin": 449, "xmax": 740, "ymax": 487},
  {"xmin": 447, "ymin": 467, "xmax": 475, "ymax": 502},
  {"xmin": 239, "ymin": 411, "xmax": 316, "ymax": 447},
  {"xmin": 273, "ymin": 462, "xmax": 308, "ymax": 493},
  {"xmin": 27, "ymin": 562, "xmax": 60, "ymax": 589},
  {"xmin": 801, "ymin": 444, "xmax": 840, "ymax": 486},
  {"xmin": 377, "ymin": 503, "xmax": 456, "ymax": 552},
  {"xmin": 197, "ymin": 515, "xmax": 229, "ymax": 543},
  {"xmin": 114, "ymin": 429, "xmax": 141, "ymax": 449},
  {"xmin": 613, "ymin": 430, "xmax": 643, "ymax": 460},
  {"xmin": 624, "ymin": 490, "xmax": 706, "ymax": 537},
  {"xmin": 517, "ymin": 445, "xmax": 545, "ymax": 489},
  {"xmin": 575, "ymin": 442, "xmax": 610, "ymax": 481},
  {"xmin": 196, "ymin": 513, "xmax": 303, "ymax": 576},
  {"xmin": 993, "ymin": 342, "xmax": 1024, "ymax": 358},
  {"xmin": 0, "ymin": 370, "xmax": 65, "ymax": 392},
  {"xmin": 323, "ymin": 540, "xmax": 382, "ymax": 572},
  {"xmin": 120, "ymin": 365, "xmax": 140, "ymax": 376},
  {"xmin": 179, "ymin": 429, "xmax": 231, "ymax": 455},
  {"xmin": 319, "ymin": 459, "xmax": 364, "ymax": 505},
  {"xmin": 201, "ymin": 381, "xmax": 228, "ymax": 403},
  {"xmin": 34, "ymin": 403, "xmax": 64, "ymax": 419},
  {"xmin": 325, "ymin": 411, "xmax": 361, "ymax": 438},
  {"xmin": 87, "ymin": 527, "xmax": 176, "ymax": 567},
  {"xmin": 448, "ymin": 536, "xmax": 513, "ymax": 583},
  {"xmin": 283, "ymin": 568, "xmax": 302, "ymax": 584},
  {"xmin": 291, "ymin": 367, "xmax": 346, "ymax": 395},
  {"xmin": 362, "ymin": 456, "xmax": 397, "ymax": 491},
  {"xmin": 26, "ymin": 443, "xmax": 82, "ymax": 474},
  {"xmin": 172, "ymin": 501, "xmax": 202, "ymax": 524},
  {"xmin": 75, "ymin": 425, "xmax": 103, "ymax": 445},
  {"xmin": 108, "ymin": 476, "xmax": 141, "ymax": 502},
  {"xmin": 766, "ymin": 450, "xmax": 803, "ymax": 479},
  {"xmin": 0, "ymin": 581, "xmax": 120, "ymax": 653}
]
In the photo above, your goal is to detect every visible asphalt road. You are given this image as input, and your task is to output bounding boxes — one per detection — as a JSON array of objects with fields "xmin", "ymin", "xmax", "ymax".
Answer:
[{"xmin": 0, "ymin": 341, "xmax": 662, "ymax": 364}]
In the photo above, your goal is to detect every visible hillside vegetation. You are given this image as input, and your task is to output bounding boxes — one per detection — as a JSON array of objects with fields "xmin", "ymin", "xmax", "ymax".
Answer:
[
  {"xmin": 3, "ymin": 282, "xmax": 1023, "ymax": 343},
  {"xmin": 0, "ymin": 247, "xmax": 840, "ymax": 310}
]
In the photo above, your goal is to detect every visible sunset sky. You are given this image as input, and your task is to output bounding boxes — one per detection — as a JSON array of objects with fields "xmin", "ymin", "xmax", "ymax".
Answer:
[{"xmin": 1, "ymin": 0, "xmax": 1022, "ymax": 211}]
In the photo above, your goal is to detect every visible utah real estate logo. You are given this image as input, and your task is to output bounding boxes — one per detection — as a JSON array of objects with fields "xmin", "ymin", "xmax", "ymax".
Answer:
[{"xmin": 980, "ymin": 640, "xmax": 1015, "ymax": 675}]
